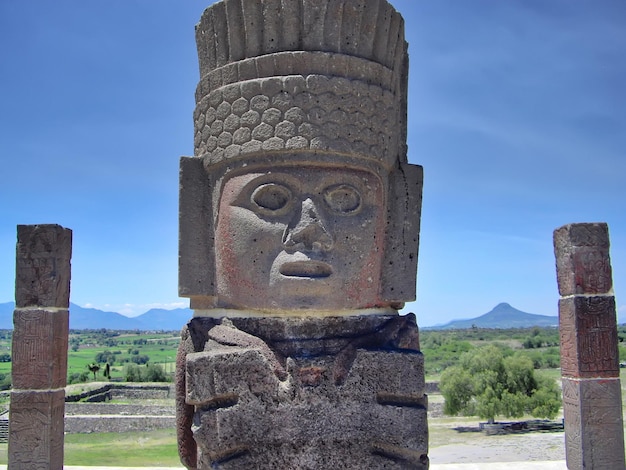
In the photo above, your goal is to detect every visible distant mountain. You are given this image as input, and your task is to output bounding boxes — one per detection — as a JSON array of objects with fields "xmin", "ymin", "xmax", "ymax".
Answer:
[
  {"xmin": 0, "ymin": 302, "xmax": 192, "ymax": 331},
  {"xmin": 0, "ymin": 301, "xmax": 563, "ymax": 331},
  {"xmin": 428, "ymin": 303, "xmax": 558, "ymax": 330},
  {"xmin": 69, "ymin": 304, "xmax": 144, "ymax": 330},
  {"xmin": 134, "ymin": 308, "xmax": 192, "ymax": 331}
]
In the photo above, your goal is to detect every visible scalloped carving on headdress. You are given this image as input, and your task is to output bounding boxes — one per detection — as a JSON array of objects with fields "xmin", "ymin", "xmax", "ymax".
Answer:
[{"xmin": 193, "ymin": 0, "xmax": 409, "ymax": 169}]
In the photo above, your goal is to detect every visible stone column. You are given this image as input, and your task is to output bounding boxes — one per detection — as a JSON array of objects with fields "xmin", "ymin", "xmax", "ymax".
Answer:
[
  {"xmin": 9, "ymin": 224, "xmax": 72, "ymax": 470},
  {"xmin": 553, "ymin": 222, "xmax": 625, "ymax": 470},
  {"xmin": 176, "ymin": 1, "xmax": 427, "ymax": 468}
]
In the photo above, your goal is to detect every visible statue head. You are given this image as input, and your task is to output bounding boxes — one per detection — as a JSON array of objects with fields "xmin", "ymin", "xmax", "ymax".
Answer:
[{"xmin": 179, "ymin": 0, "xmax": 422, "ymax": 315}]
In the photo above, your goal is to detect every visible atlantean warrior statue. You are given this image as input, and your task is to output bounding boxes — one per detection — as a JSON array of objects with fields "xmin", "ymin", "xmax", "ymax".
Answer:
[{"xmin": 176, "ymin": 0, "xmax": 427, "ymax": 468}]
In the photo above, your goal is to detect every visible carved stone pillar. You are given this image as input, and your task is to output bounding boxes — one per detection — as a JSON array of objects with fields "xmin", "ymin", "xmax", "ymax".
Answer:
[
  {"xmin": 554, "ymin": 222, "xmax": 625, "ymax": 469},
  {"xmin": 9, "ymin": 224, "xmax": 72, "ymax": 470},
  {"xmin": 177, "ymin": 1, "xmax": 427, "ymax": 468}
]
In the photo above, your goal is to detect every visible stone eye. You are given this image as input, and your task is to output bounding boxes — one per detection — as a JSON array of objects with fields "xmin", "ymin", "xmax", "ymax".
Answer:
[
  {"xmin": 323, "ymin": 184, "xmax": 361, "ymax": 214},
  {"xmin": 251, "ymin": 183, "xmax": 292, "ymax": 212}
]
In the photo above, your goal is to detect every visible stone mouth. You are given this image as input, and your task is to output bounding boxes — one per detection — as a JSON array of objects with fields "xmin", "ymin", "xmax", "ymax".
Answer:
[{"xmin": 279, "ymin": 261, "xmax": 332, "ymax": 278}]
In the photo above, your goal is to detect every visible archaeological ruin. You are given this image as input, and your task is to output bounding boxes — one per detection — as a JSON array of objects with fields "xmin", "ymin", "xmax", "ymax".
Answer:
[
  {"xmin": 554, "ymin": 223, "xmax": 625, "ymax": 470},
  {"xmin": 175, "ymin": 0, "xmax": 428, "ymax": 468},
  {"xmin": 6, "ymin": 4, "xmax": 626, "ymax": 470},
  {"xmin": 9, "ymin": 224, "xmax": 72, "ymax": 469}
]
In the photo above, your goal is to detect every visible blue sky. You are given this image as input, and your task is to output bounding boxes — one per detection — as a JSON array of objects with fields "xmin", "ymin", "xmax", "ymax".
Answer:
[{"xmin": 1, "ymin": 1, "xmax": 624, "ymax": 326}]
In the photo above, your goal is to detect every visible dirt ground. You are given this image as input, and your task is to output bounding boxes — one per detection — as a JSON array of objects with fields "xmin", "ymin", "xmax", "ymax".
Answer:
[
  {"xmin": 427, "ymin": 394, "xmax": 566, "ymax": 464},
  {"xmin": 430, "ymin": 429, "xmax": 565, "ymax": 464}
]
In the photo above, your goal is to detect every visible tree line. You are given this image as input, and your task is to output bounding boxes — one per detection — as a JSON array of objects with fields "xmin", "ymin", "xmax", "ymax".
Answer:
[{"xmin": 439, "ymin": 344, "xmax": 561, "ymax": 424}]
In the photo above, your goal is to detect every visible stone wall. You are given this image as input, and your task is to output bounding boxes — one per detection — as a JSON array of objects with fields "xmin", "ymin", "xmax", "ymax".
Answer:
[
  {"xmin": 65, "ymin": 403, "xmax": 174, "ymax": 416},
  {"xmin": 65, "ymin": 383, "xmax": 173, "ymax": 402},
  {"xmin": 64, "ymin": 415, "xmax": 175, "ymax": 434},
  {"xmin": 64, "ymin": 402, "xmax": 175, "ymax": 434}
]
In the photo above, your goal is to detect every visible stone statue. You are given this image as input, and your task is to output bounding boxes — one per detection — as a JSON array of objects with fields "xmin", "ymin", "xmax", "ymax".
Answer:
[{"xmin": 176, "ymin": 1, "xmax": 427, "ymax": 468}]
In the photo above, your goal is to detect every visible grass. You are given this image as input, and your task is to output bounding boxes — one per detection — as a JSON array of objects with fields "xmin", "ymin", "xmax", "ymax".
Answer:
[
  {"xmin": 0, "ymin": 373, "xmax": 622, "ymax": 467},
  {"xmin": 429, "ymin": 416, "xmax": 488, "ymax": 447},
  {"xmin": 65, "ymin": 429, "xmax": 180, "ymax": 466},
  {"xmin": 0, "ymin": 416, "xmax": 552, "ymax": 467},
  {"xmin": 0, "ymin": 414, "xmax": 568, "ymax": 466},
  {"xmin": 535, "ymin": 367, "xmax": 561, "ymax": 382},
  {"xmin": 0, "ymin": 429, "xmax": 181, "ymax": 466},
  {"xmin": 0, "ymin": 327, "xmax": 621, "ymax": 465},
  {"xmin": 67, "ymin": 333, "xmax": 179, "ymax": 382},
  {"xmin": 0, "ymin": 330, "xmax": 181, "ymax": 384}
]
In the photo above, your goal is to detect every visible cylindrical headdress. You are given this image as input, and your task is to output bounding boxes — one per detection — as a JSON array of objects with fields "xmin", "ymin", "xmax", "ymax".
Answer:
[{"xmin": 193, "ymin": 0, "xmax": 408, "ymax": 172}]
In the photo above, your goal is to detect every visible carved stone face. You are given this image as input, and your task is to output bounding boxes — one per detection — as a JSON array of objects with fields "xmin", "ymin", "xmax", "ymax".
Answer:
[{"xmin": 214, "ymin": 165, "xmax": 386, "ymax": 311}]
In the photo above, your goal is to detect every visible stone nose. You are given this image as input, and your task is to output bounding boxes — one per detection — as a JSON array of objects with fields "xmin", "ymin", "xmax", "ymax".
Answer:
[{"xmin": 283, "ymin": 198, "xmax": 334, "ymax": 252}]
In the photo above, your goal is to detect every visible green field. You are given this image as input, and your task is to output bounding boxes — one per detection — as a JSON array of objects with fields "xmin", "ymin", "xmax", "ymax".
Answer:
[
  {"xmin": 0, "ymin": 429, "xmax": 181, "ymax": 466},
  {"xmin": 64, "ymin": 429, "xmax": 180, "ymax": 466},
  {"xmin": 0, "ymin": 330, "xmax": 180, "ymax": 385},
  {"xmin": 66, "ymin": 331, "xmax": 180, "ymax": 382},
  {"xmin": 0, "ymin": 326, "xmax": 624, "ymax": 465},
  {"xmin": 2, "ymin": 325, "xmax": 626, "ymax": 386}
]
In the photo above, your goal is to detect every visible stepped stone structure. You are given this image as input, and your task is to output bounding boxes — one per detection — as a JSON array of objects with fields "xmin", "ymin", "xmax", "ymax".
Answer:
[
  {"xmin": 9, "ymin": 224, "xmax": 72, "ymax": 470},
  {"xmin": 553, "ymin": 223, "xmax": 625, "ymax": 470},
  {"xmin": 176, "ymin": 1, "xmax": 427, "ymax": 468}
]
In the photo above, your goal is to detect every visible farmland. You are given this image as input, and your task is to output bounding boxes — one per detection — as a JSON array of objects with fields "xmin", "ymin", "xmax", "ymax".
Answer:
[
  {"xmin": 0, "ymin": 323, "xmax": 625, "ymax": 387},
  {"xmin": 0, "ymin": 329, "xmax": 180, "ymax": 385},
  {"xmin": 0, "ymin": 325, "xmax": 624, "ymax": 465}
]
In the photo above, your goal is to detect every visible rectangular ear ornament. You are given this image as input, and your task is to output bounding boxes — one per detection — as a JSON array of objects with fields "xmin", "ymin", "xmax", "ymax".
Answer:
[
  {"xmin": 179, "ymin": 157, "xmax": 215, "ymax": 299},
  {"xmin": 380, "ymin": 162, "xmax": 423, "ymax": 303}
]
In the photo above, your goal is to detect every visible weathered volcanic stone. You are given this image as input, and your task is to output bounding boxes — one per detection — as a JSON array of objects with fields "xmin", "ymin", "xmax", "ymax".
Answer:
[
  {"xmin": 562, "ymin": 378, "xmax": 625, "ymax": 469},
  {"xmin": 10, "ymin": 224, "xmax": 71, "ymax": 470},
  {"xmin": 9, "ymin": 389, "xmax": 65, "ymax": 469},
  {"xmin": 15, "ymin": 224, "xmax": 72, "ymax": 309},
  {"xmin": 179, "ymin": 0, "xmax": 422, "ymax": 309},
  {"xmin": 558, "ymin": 296, "xmax": 619, "ymax": 378},
  {"xmin": 178, "ymin": 315, "xmax": 428, "ymax": 469},
  {"xmin": 11, "ymin": 308, "xmax": 69, "ymax": 390},
  {"xmin": 553, "ymin": 223, "xmax": 612, "ymax": 297},
  {"xmin": 176, "ymin": 1, "xmax": 427, "ymax": 468},
  {"xmin": 554, "ymin": 222, "xmax": 625, "ymax": 470}
]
